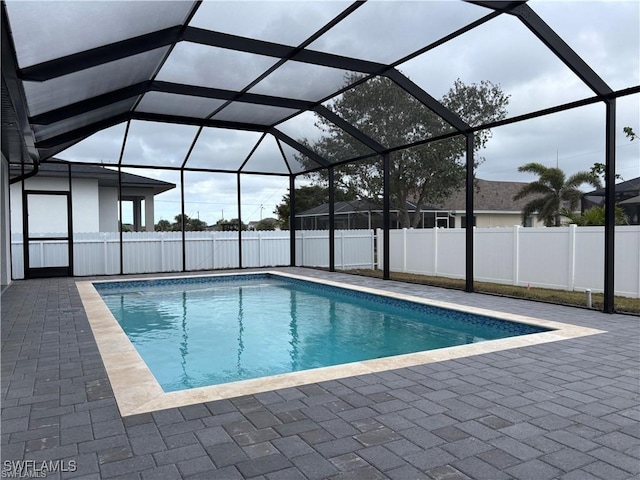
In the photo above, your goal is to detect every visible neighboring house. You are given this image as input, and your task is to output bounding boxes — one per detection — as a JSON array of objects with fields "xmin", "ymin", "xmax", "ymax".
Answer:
[
  {"xmin": 296, "ymin": 179, "xmax": 543, "ymax": 229},
  {"xmin": 10, "ymin": 161, "xmax": 175, "ymax": 234},
  {"xmin": 582, "ymin": 176, "xmax": 640, "ymax": 225},
  {"xmin": 434, "ymin": 179, "xmax": 544, "ymax": 228},
  {"xmin": 296, "ymin": 199, "xmax": 454, "ymax": 230}
]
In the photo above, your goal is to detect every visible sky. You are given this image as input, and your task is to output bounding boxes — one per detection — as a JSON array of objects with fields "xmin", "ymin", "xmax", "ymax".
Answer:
[{"xmin": 43, "ymin": 0, "xmax": 639, "ymax": 227}]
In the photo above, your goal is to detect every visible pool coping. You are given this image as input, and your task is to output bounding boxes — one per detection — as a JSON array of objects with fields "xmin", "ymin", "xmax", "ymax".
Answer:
[{"xmin": 76, "ymin": 271, "xmax": 606, "ymax": 417}]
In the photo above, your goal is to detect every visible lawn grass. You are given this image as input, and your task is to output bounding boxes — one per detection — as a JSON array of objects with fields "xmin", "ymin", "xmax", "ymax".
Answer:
[{"xmin": 347, "ymin": 269, "xmax": 640, "ymax": 315}]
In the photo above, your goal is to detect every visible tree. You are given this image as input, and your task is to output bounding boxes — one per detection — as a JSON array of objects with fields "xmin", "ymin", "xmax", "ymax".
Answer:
[
  {"xmin": 562, "ymin": 205, "xmax": 627, "ymax": 226},
  {"xmin": 172, "ymin": 214, "xmax": 207, "ymax": 231},
  {"xmin": 155, "ymin": 219, "xmax": 172, "ymax": 231},
  {"xmin": 623, "ymin": 126, "xmax": 637, "ymax": 141},
  {"xmin": 514, "ymin": 163, "xmax": 602, "ymax": 227},
  {"xmin": 255, "ymin": 218, "xmax": 278, "ymax": 231},
  {"xmin": 304, "ymin": 75, "xmax": 509, "ymax": 228},
  {"xmin": 274, "ymin": 184, "xmax": 354, "ymax": 229},
  {"xmin": 590, "ymin": 162, "xmax": 623, "ymax": 182},
  {"xmin": 154, "ymin": 214, "xmax": 208, "ymax": 231},
  {"xmin": 216, "ymin": 218, "xmax": 247, "ymax": 231},
  {"xmin": 186, "ymin": 217, "xmax": 207, "ymax": 231}
]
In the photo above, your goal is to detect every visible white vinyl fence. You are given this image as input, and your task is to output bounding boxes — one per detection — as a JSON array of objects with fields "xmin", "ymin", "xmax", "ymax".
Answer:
[
  {"xmin": 10, "ymin": 226, "xmax": 639, "ymax": 298},
  {"xmin": 11, "ymin": 229, "xmax": 375, "ymax": 279},
  {"xmin": 295, "ymin": 230, "xmax": 375, "ymax": 269},
  {"xmin": 378, "ymin": 225, "xmax": 640, "ymax": 298}
]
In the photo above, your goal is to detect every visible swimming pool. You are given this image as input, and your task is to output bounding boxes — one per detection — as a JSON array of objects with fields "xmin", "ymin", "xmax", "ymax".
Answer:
[
  {"xmin": 95, "ymin": 273, "xmax": 550, "ymax": 392},
  {"xmin": 77, "ymin": 270, "xmax": 603, "ymax": 415}
]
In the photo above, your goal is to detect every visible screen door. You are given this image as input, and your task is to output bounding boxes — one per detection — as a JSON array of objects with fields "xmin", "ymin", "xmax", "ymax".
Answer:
[{"xmin": 24, "ymin": 191, "xmax": 72, "ymax": 278}]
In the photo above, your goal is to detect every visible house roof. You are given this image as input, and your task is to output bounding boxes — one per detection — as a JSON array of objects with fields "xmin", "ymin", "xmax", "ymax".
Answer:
[
  {"xmin": 585, "ymin": 176, "xmax": 640, "ymax": 197},
  {"xmin": 299, "ymin": 200, "xmax": 384, "ymax": 216},
  {"xmin": 297, "ymin": 199, "xmax": 441, "ymax": 217},
  {"xmin": 435, "ymin": 179, "xmax": 533, "ymax": 212},
  {"xmin": 298, "ymin": 179, "xmax": 536, "ymax": 216},
  {"xmin": 9, "ymin": 160, "xmax": 175, "ymax": 194}
]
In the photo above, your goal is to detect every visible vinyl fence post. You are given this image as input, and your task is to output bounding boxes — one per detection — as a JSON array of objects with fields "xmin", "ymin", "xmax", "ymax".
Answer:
[
  {"xmin": 513, "ymin": 225, "xmax": 520, "ymax": 286},
  {"xmin": 160, "ymin": 232, "xmax": 165, "ymax": 272},
  {"xmin": 103, "ymin": 233, "xmax": 108, "ymax": 275},
  {"xmin": 568, "ymin": 224, "xmax": 577, "ymax": 292},
  {"xmin": 376, "ymin": 228, "xmax": 382, "ymax": 271},
  {"xmin": 211, "ymin": 232, "xmax": 216, "ymax": 270},
  {"xmin": 370, "ymin": 229, "xmax": 375, "ymax": 270},
  {"xmin": 433, "ymin": 227, "xmax": 438, "ymax": 276},
  {"xmin": 340, "ymin": 230, "xmax": 345, "ymax": 270},
  {"xmin": 402, "ymin": 228, "xmax": 407, "ymax": 273}
]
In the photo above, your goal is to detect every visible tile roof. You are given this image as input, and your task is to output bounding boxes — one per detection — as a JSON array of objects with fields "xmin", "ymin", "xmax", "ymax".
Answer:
[{"xmin": 435, "ymin": 179, "xmax": 534, "ymax": 211}]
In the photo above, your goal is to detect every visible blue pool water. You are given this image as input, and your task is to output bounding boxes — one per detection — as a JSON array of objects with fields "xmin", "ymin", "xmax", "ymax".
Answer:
[{"xmin": 95, "ymin": 274, "xmax": 550, "ymax": 392}]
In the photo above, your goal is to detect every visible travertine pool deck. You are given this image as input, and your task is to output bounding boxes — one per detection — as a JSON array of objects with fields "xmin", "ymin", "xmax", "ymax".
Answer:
[{"xmin": 2, "ymin": 268, "xmax": 639, "ymax": 479}]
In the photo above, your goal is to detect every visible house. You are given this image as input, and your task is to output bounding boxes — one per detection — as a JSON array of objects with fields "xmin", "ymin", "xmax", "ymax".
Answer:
[
  {"xmin": 582, "ymin": 176, "xmax": 640, "ymax": 225},
  {"xmin": 434, "ymin": 179, "xmax": 544, "ymax": 228},
  {"xmin": 295, "ymin": 179, "xmax": 543, "ymax": 229},
  {"xmin": 9, "ymin": 161, "xmax": 175, "ymax": 234},
  {"xmin": 296, "ymin": 199, "xmax": 454, "ymax": 230}
]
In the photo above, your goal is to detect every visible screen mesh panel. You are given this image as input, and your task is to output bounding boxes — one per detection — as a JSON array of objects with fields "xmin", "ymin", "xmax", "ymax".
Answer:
[
  {"xmin": 249, "ymin": 61, "xmax": 358, "ymax": 102},
  {"xmin": 308, "ymin": 1, "xmax": 486, "ymax": 64},
  {"xmin": 5, "ymin": 1, "xmax": 194, "ymax": 68},
  {"xmin": 242, "ymin": 135, "xmax": 289, "ymax": 174},
  {"xmin": 121, "ymin": 121, "xmax": 199, "ymax": 167},
  {"xmin": 157, "ymin": 43, "xmax": 279, "ymax": 92},
  {"xmin": 56, "ymin": 123, "xmax": 129, "ymax": 164},
  {"xmin": 190, "ymin": 1, "xmax": 350, "ymax": 47},
  {"xmin": 23, "ymin": 47, "xmax": 169, "ymax": 117},
  {"xmin": 213, "ymin": 102, "xmax": 298, "ymax": 126},
  {"xmin": 136, "ymin": 92, "xmax": 227, "ymax": 119},
  {"xmin": 185, "ymin": 128, "xmax": 262, "ymax": 171}
]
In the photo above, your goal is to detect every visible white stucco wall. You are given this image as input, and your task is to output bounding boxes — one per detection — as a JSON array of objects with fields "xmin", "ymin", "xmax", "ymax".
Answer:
[
  {"xmin": 475, "ymin": 213, "xmax": 523, "ymax": 228},
  {"xmin": 99, "ymin": 187, "xmax": 119, "ymax": 232},
  {"xmin": 10, "ymin": 176, "xmax": 100, "ymax": 233},
  {"xmin": 451, "ymin": 212, "xmax": 544, "ymax": 228}
]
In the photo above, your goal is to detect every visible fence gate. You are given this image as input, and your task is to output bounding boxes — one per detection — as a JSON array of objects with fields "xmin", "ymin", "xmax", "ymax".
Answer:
[{"xmin": 23, "ymin": 190, "xmax": 73, "ymax": 278}]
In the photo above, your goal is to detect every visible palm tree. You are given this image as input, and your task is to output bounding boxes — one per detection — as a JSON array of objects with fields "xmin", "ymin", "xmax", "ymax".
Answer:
[{"xmin": 514, "ymin": 163, "xmax": 602, "ymax": 227}]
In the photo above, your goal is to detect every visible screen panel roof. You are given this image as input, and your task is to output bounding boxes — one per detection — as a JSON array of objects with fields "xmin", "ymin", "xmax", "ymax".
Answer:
[{"xmin": 2, "ymin": 0, "xmax": 637, "ymax": 175}]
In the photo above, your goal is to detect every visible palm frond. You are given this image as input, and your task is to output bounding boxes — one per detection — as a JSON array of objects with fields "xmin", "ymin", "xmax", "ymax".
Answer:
[
  {"xmin": 517, "ymin": 162, "xmax": 549, "ymax": 176},
  {"xmin": 538, "ymin": 167, "xmax": 565, "ymax": 192},
  {"xmin": 520, "ymin": 198, "xmax": 548, "ymax": 225},
  {"xmin": 565, "ymin": 171, "xmax": 602, "ymax": 190}
]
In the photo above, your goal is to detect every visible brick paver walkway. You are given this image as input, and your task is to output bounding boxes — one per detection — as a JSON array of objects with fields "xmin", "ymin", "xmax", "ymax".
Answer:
[{"xmin": 2, "ymin": 268, "xmax": 638, "ymax": 479}]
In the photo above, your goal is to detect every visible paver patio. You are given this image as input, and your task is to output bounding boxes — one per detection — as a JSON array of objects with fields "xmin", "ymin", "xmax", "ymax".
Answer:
[{"xmin": 2, "ymin": 268, "xmax": 638, "ymax": 479}]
